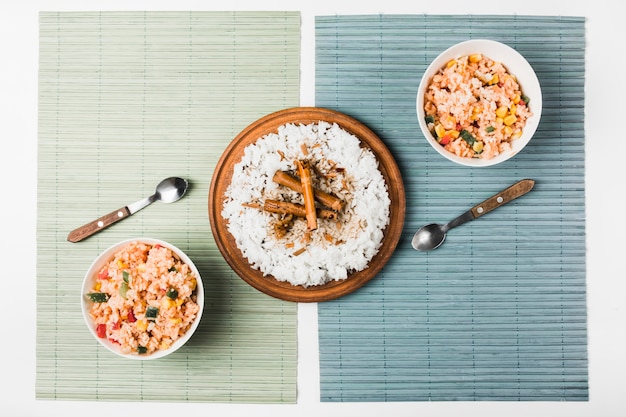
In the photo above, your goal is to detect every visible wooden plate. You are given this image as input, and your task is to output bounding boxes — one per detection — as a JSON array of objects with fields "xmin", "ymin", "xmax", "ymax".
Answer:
[{"xmin": 208, "ymin": 107, "xmax": 406, "ymax": 302}]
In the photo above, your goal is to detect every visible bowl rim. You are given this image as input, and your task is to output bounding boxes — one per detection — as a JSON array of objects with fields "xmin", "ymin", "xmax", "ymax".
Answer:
[
  {"xmin": 80, "ymin": 237, "xmax": 204, "ymax": 360},
  {"xmin": 416, "ymin": 38, "xmax": 542, "ymax": 167}
]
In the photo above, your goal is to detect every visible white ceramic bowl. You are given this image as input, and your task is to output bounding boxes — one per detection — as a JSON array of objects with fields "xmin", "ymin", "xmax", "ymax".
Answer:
[
  {"xmin": 81, "ymin": 238, "xmax": 204, "ymax": 360},
  {"xmin": 416, "ymin": 39, "xmax": 542, "ymax": 167}
]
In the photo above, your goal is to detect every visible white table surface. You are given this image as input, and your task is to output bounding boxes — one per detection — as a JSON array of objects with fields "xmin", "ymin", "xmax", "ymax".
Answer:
[{"xmin": 2, "ymin": 1, "xmax": 624, "ymax": 416}]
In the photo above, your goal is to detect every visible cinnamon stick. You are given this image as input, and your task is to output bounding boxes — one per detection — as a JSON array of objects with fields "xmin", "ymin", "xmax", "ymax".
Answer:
[
  {"xmin": 292, "ymin": 247, "xmax": 307, "ymax": 256},
  {"xmin": 264, "ymin": 199, "xmax": 337, "ymax": 220},
  {"xmin": 272, "ymin": 170, "xmax": 344, "ymax": 212},
  {"xmin": 241, "ymin": 202, "xmax": 262, "ymax": 209},
  {"xmin": 295, "ymin": 160, "xmax": 317, "ymax": 230}
]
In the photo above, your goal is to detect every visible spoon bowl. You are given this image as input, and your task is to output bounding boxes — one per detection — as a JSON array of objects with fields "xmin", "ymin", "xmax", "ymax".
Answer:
[
  {"xmin": 153, "ymin": 177, "xmax": 188, "ymax": 204},
  {"xmin": 412, "ymin": 223, "xmax": 447, "ymax": 251},
  {"xmin": 68, "ymin": 177, "xmax": 189, "ymax": 242}
]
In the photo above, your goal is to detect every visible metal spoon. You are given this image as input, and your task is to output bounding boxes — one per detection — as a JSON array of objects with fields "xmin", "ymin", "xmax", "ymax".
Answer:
[
  {"xmin": 67, "ymin": 177, "xmax": 189, "ymax": 243},
  {"xmin": 411, "ymin": 179, "xmax": 535, "ymax": 251}
]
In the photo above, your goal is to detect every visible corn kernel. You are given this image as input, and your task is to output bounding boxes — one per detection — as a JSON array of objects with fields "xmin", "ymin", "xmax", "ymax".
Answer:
[
  {"xmin": 136, "ymin": 319, "xmax": 148, "ymax": 332},
  {"xmin": 511, "ymin": 130, "xmax": 523, "ymax": 140},
  {"xmin": 472, "ymin": 141, "xmax": 484, "ymax": 153},
  {"xmin": 468, "ymin": 53, "xmax": 482, "ymax": 63},
  {"xmin": 504, "ymin": 126, "xmax": 513, "ymax": 136},
  {"xmin": 161, "ymin": 298, "xmax": 175, "ymax": 309},
  {"xmin": 447, "ymin": 130, "xmax": 460, "ymax": 139},
  {"xmin": 488, "ymin": 74, "xmax": 499, "ymax": 85},
  {"xmin": 94, "ymin": 282, "xmax": 101, "ymax": 292},
  {"xmin": 176, "ymin": 298, "xmax": 184, "ymax": 307},
  {"xmin": 509, "ymin": 104, "xmax": 517, "ymax": 115},
  {"xmin": 446, "ymin": 59, "xmax": 457, "ymax": 68},
  {"xmin": 169, "ymin": 318, "xmax": 182, "ymax": 325},
  {"xmin": 495, "ymin": 106, "xmax": 508, "ymax": 118},
  {"xmin": 434, "ymin": 123, "xmax": 446, "ymax": 138},
  {"xmin": 137, "ymin": 263, "xmax": 146, "ymax": 272},
  {"xmin": 160, "ymin": 340, "xmax": 171, "ymax": 350},
  {"xmin": 513, "ymin": 93, "xmax": 521, "ymax": 104},
  {"xmin": 496, "ymin": 117, "xmax": 504, "ymax": 126},
  {"xmin": 189, "ymin": 278, "xmax": 197, "ymax": 291},
  {"xmin": 503, "ymin": 115, "xmax": 517, "ymax": 126},
  {"xmin": 470, "ymin": 106, "xmax": 483, "ymax": 121}
]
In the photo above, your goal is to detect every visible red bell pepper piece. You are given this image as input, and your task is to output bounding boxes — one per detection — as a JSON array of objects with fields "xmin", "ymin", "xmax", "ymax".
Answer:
[{"xmin": 96, "ymin": 323, "xmax": 106, "ymax": 338}]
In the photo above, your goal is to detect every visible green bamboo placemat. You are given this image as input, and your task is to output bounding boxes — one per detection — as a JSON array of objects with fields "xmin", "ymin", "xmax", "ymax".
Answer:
[
  {"xmin": 316, "ymin": 15, "xmax": 587, "ymax": 401},
  {"xmin": 37, "ymin": 11, "xmax": 299, "ymax": 403}
]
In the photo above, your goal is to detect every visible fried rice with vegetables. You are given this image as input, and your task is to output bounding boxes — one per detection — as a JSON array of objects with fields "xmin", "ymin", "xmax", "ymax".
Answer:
[
  {"xmin": 85, "ymin": 241, "xmax": 200, "ymax": 356},
  {"xmin": 423, "ymin": 53, "xmax": 532, "ymax": 159}
]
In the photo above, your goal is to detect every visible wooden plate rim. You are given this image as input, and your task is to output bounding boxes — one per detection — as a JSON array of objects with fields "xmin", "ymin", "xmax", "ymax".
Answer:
[{"xmin": 208, "ymin": 107, "xmax": 406, "ymax": 302}]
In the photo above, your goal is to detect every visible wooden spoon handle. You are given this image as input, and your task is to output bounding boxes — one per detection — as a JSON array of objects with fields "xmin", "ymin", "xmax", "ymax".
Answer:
[
  {"xmin": 67, "ymin": 206, "xmax": 131, "ymax": 243},
  {"xmin": 470, "ymin": 179, "xmax": 535, "ymax": 219}
]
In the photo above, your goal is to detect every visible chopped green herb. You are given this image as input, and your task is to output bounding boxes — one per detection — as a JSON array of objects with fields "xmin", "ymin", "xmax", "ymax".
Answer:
[
  {"xmin": 521, "ymin": 94, "xmax": 530, "ymax": 104},
  {"xmin": 166, "ymin": 287, "xmax": 178, "ymax": 300},
  {"xmin": 485, "ymin": 126, "xmax": 495, "ymax": 133},
  {"xmin": 460, "ymin": 129, "xmax": 476, "ymax": 145},
  {"xmin": 86, "ymin": 292, "xmax": 110, "ymax": 303},
  {"xmin": 168, "ymin": 266, "xmax": 178, "ymax": 273},
  {"xmin": 145, "ymin": 306, "xmax": 159, "ymax": 320},
  {"xmin": 122, "ymin": 270, "xmax": 130, "ymax": 283},
  {"xmin": 137, "ymin": 346, "xmax": 148, "ymax": 354},
  {"xmin": 424, "ymin": 115, "xmax": 435, "ymax": 124}
]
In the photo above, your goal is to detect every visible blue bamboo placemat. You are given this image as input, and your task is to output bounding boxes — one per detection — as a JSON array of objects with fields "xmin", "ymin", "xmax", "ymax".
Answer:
[
  {"xmin": 37, "ymin": 11, "xmax": 299, "ymax": 403},
  {"xmin": 316, "ymin": 14, "xmax": 587, "ymax": 402}
]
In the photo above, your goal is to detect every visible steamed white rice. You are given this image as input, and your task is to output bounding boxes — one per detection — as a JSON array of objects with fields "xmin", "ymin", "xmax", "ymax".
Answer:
[{"xmin": 222, "ymin": 121, "xmax": 391, "ymax": 287}]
